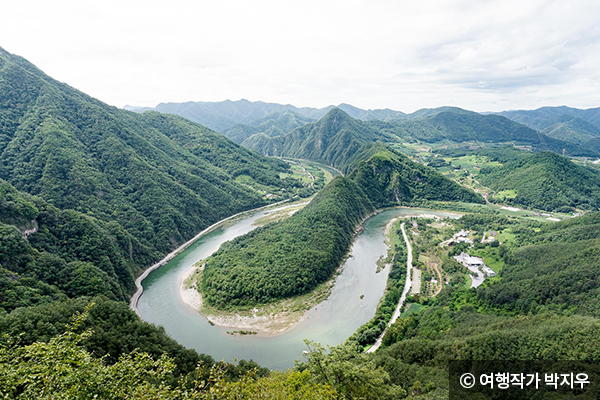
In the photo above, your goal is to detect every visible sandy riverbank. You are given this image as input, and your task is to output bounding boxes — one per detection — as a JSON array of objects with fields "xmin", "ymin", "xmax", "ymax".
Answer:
[
  {"xmin": 179, "ymin": 264, "xmax": 322, "ymax": 335},
  {"xmin": 130, "ymin": 198, "xmax": 300, "ymax": 317},
  {"xmin": 178, "ymin": 208, "xmax": 381, "ymax": 336}
]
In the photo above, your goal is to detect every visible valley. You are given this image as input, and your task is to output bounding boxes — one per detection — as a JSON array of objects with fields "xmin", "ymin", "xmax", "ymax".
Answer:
[
  {"xmin": 3, "ymin": 46, "xmax": 600, "ymax": 399},
  {"xmin": 137, "ymin": 202, "xmax": 462, "ymax": 368}
]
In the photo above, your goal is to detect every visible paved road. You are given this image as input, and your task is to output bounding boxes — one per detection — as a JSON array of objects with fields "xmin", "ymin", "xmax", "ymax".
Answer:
[{"xmin": 366, "ymin": 221, "xmax": 413, "ymax": 353}]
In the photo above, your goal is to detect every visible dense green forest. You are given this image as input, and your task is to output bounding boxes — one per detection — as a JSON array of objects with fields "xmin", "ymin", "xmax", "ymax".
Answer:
[
  {"xmin": 225, "ymin": 111, "xmax": 314, "ymax": 144},
  {"xmin": 244, "ymin": 105, "xmax": 598, "ymax": 168},
  {"xmin": 348, "ymin": 145, "xmax": 484, "ymax": 207},
  {"xmin": 0, "ymin": 177, "xmax": 157, "ymax": 311},
  {"xmin": 134, "ymin": 100, "xmax": 600, "ymax": 157},
  {"xmin": 541, "ymin": 117, "xmax": 600, "ymax": 145},
  {"xmin": 202, "ymin": 143, "xmax": 482, "ymax": 309},
  {"xmin": 479, "ymin": 151, "xmax": 600, "ymax": 211},
  {"xmin": 341, "ymin": 210, "xmax": 600, "ymax": 397},
  {"xmin": 0, "ymin": 47, "xmax": 307, "ymax": 310},
  {"xmin": 0, "ymin": 46, "xmax": 299, "ymax": 392},
  {"xmin": 476, "ymin": 212, "xmax": 600, "ymax": 315},
  {"xmin": 3, "ymin": 46, "xmax": 600, "ymax": 399},
  {"xmin": 0, "ymin": 48, "xmax": 292, "ymax": 255},
  {"xmin": 243, "ymin": 108, "xmax": 396, "ymax": 170},
  {"xmin": 0, "ymin": 297, "xmax": 268, "ymax": 378},
  {"xmin": 7, "ymin": 210, "xmax": 600, "ymax": 399},
  {"xmin": 202, "ymin": 177, "xmax": 375, "ymax": 308}
]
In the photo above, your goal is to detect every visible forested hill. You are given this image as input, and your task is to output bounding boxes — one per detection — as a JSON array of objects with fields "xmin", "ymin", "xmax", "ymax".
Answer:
[
  {"xmin": 387, "ymin": 109, "xmax": 598, "ymax": 156},
  {"xmin": 202, "ymin": 176, "xmax": 375, "ymax": 307},
  {"xmin": 0, "ymin": 48, "xmax": 290, "ymax": 251},
  {"xmin": 202, "ymin": 144, "xmax": 483, "ymax": 309},
  {"xmin": 223, "ymin": 111, "xmax": 314, "ymax": 144},
  {"xmin": 0, "ymin": 47, "xmax": 292, "ymax": 307},
  {"xmin": 479, "ymin": 151, "xmax": 600, "ymax": 211},
  {"xmin": 0, "ymin": 177, "xmax": 156, "ymax": 310},
  {"xmin": 348, "ymin": 145, "xmax": 484, "ymax": 207},
  {"xmin": 540, "ymin": 117, "xmax": 600, "ymax": 145},
  {"xmin": 477, "ymin": 212, "xmax": 600, "ymax": 316},
  {"xmin": 242, "ymin": 108, "xmax": 394, "ymax": 170}
]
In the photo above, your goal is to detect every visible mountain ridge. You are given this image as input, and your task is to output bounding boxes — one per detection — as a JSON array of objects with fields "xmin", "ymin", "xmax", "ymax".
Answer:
[
  {"xmin": 479, "ymin": 151, "xmax": 600, "ymax": 211},
  {"xmin": 125, "ymin": 99, "xmax": 408, "ymax": 132},
  {"xmin": 0, "ymin": 46, "xmax": 292, "ymax": 309}
]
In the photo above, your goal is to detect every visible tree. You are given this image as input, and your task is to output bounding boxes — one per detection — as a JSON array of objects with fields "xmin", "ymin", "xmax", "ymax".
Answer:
[{"xmin": 300, "ymin": 340, "xmax": 406, "ymax": 400}]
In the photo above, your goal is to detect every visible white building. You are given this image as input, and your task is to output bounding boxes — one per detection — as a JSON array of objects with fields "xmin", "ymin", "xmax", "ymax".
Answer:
[
  {"xmin": 454, "ymin": 252, "xmax": 485, "ymax": 268},
  {"xmin": 453, "ymin": 252, "xmax": 496, "ymax": 288}
]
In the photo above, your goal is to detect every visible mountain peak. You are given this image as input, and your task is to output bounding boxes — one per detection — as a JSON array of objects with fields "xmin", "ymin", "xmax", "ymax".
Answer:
[{"xmin": 322, "ymin": 107, "xmax": 352, "ymax": 120}]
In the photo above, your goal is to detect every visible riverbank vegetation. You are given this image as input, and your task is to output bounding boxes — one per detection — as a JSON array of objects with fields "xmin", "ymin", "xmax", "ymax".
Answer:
[
  {"xmin": 293, "ymin": 210, "xmax": 600, "ymax": 398},
  {"xmin": 4, "ymin": 47, "xmax": 600, "ymax": 399},
  {"xmin": 348, "ymin": 219, "xmax": 408, "ymax": 348},
  {"xmin": 200, "ymin": 144, "xmax": 483, "ymax": 311},
  {"xmin": 202, "ymin": 177, "xmax": 375, "ymax": 308},
  {"xmin": 0, "ymin": 48, "xmax": 311, "ymax": 395}
]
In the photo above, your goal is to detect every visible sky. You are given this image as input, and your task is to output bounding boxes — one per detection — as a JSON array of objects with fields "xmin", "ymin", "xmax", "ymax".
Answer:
[{"xmin": 2, "ymin": 0, "xmax": 599, "ymax": 113}]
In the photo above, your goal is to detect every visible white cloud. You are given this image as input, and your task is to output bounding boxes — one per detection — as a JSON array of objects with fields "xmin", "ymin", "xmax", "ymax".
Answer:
[{"xmin": 1, "ymin": 0, "xmax": 599, "ymax": 112}]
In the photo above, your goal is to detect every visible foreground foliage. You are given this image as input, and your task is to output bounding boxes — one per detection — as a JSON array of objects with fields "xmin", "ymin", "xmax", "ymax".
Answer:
[{"xmin": 0, "ymin": 307, "xmax": 337, "ymax": 399}]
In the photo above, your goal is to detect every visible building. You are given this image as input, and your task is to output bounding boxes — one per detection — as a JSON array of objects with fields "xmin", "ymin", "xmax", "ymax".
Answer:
[
  {"xmin": 454, "ymin": 252, "xmax": 496, "ymax": 278},
  {"xmin": 454, "ymin": 252, "xmax": 484, "ymax": 268}
]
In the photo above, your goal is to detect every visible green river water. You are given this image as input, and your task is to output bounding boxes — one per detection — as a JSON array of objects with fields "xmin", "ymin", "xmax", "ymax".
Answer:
[{"xmin": 137, "ymin": 206, "xmax": 460, "ymax": 369}]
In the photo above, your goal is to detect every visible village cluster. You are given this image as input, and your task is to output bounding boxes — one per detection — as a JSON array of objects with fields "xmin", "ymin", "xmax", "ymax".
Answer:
[{"xmin": 441, "ymin": 229, "xmax": 496, "ymax": 288}]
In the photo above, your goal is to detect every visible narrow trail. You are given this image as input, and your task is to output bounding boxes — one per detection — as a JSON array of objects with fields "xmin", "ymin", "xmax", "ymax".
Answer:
[
  {"xmin": 431, "ymin": 262, "xmax": 444, "ymax": 297},
  {"xmin": 366, "ymin": 221, "xmax": 413, "ymax": 353}
]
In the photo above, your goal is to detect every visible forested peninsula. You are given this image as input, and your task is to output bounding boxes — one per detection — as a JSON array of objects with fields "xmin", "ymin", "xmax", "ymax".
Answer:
[{"xmin": 200, "ymin": 144, "xmax": 483, "ymax": 311}]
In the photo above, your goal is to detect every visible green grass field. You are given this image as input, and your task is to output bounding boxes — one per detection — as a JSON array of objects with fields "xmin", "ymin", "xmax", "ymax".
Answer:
[{"xmin": 401, "ymin": 303, "xmax": 426, "ymax": 318}]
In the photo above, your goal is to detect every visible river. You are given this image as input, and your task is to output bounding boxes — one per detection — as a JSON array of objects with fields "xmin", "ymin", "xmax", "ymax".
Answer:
[{"xmin": 137, "ymin": 206, "xmax": 460, "ymax": 369}]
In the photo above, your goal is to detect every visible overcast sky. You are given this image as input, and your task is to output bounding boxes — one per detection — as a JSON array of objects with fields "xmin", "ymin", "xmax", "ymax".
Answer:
[{"xmin": 2, "ymin": 0, "xmax": 599, "ymax": 112}]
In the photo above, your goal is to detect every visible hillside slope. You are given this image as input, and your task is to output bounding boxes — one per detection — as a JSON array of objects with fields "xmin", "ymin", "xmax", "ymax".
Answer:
[
  {"xmin": 540, "ymin": 117, "xmax": 600, "ymax": 144},
  {"xmin": 0, "ymin": 47, "xmax": 296, "ymax": 311},
  {"xmin": 224, "ymin": 111, "xmax": 314, "ymax": 144},
  {"xmin": 202, "ymin": 176, "xmax": 375, "ymax": 307},
  {"xmin": 479, "ymin": 151, "xmax": 600, "ymax": 211},
  {"xmin": 243, "ymin": 108, "xmax": 395, "ymax": 171},
  {"xmin": 348, "ymin": 145, "xmax": 484, "ymax": 207},
  {"xmin": 202, "ymin": 144, "xmax": 483, "ymax": 309},
  {"xmin": 0, "ymin": 177, "xmax": 155, "ymax": 310},
  {"xmin": 0, "ymin": 47, "xmax": 290, "ymax": 255},
  {"xmin": 388, "ymin": 110, "xmax": 597, "ymax": 156}
]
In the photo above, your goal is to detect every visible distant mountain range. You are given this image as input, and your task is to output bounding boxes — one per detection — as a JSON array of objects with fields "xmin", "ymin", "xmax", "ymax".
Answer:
[
  {"xmin": 494, "ymin": 106, "xmax": 600, "ymax": 131},
  {"xmin": 127, "ymin": 101, "xmax": 600, "ymax": 157},
  {"xmin": 242, "ymin": 107, "xmax": 599, "ymax": 164},
  {"xmin": 492, "ymin": 106, "xmax": 600, "ymax": 150},
  {"xmin": 224, "ymin": 111, "xmax": 315, "ymax": 144},
  {"xmin": 124, "ymin": 100, "xmax": 407, "ymax": 133}
]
